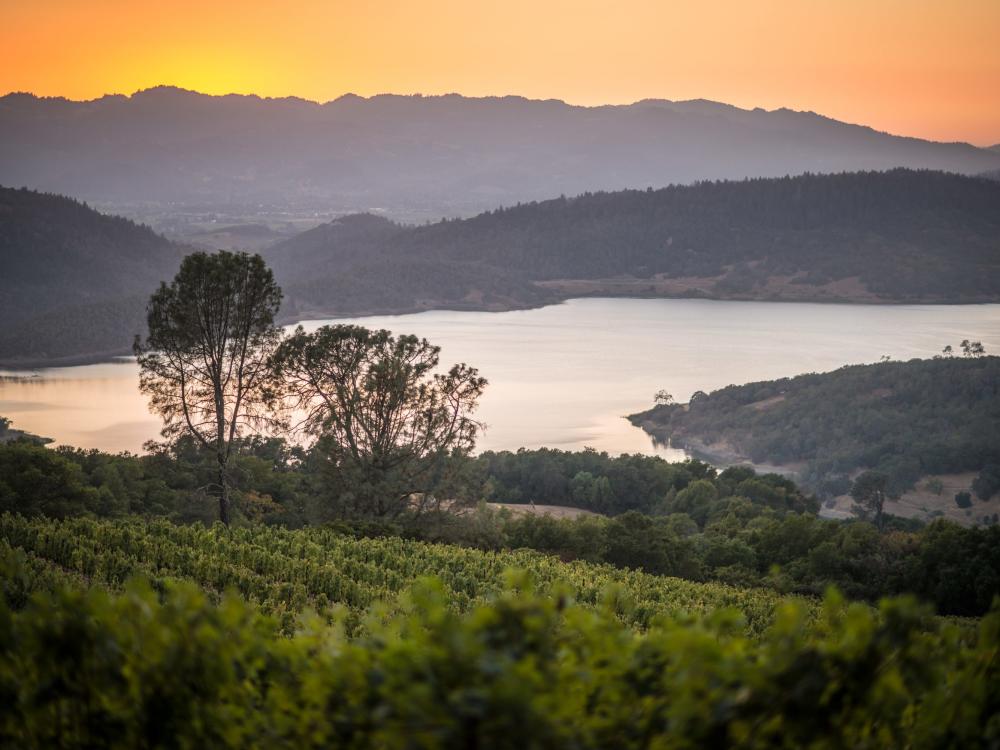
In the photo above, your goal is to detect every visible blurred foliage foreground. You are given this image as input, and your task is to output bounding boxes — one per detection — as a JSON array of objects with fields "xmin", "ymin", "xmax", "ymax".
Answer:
[{"xmin": 0, "ymin": 544, "xmax": 998, "ymax": 748}]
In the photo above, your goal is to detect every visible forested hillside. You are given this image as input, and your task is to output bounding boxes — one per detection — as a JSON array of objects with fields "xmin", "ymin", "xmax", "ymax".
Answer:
[
  {"xmin": 0, "ymin": 187, "xmax": 184, "ymax": 363},
  {"xmin": 268, "ymin": 169, "xmax": 1000, "ymax": 315},
  {"xmin": 629, "ymin": 355, "xmax": 1000, "ymax": 500}
]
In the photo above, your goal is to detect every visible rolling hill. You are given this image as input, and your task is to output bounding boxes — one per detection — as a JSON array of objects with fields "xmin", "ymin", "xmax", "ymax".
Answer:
[
  {"xmin": 267, "ymin": 169, "xmax": 1000, "ymax": 316},
  {"xmin": 3, "ymin": 87, "xmax": 1000, "ymax": 221},
  {"xmin": 628, "ymin": 355, "xmax": 1000, "ymax": 525},
  {"xmin": 0, "ymin": 186, "xmax": 185, "ymax": 364}
]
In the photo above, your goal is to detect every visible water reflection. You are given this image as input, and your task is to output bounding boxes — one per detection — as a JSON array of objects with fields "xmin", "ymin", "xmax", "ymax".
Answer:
[{"xmin": 2, "ymin": 298, "xmax": 999, "ymax": 456}]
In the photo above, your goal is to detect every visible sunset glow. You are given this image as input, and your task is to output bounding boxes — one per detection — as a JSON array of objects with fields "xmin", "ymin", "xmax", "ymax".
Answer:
[{"xmin": 2, "ymin": 0, "xmax": 998, "ymax": 145}]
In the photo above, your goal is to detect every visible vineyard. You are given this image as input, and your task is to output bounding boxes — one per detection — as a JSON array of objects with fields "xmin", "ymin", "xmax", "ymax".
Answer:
[
  {"xmin": 1, "ymin": 514, "xmax": 999, "ymax": 746},
  {"xmin": 0, "ymin": 514, "xmax": 806, "ymax": 635}
]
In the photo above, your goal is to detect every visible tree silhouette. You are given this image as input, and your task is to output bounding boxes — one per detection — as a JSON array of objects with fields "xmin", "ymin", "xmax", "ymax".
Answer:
[{"xmin": 135, "ymin": 251, "xmax": 283, "ymax": 524}]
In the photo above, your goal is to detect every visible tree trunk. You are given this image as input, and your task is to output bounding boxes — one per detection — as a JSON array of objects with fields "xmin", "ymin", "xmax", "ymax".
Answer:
[{"xmin": 218, "ymin": 455, "xmax": 230, "ymax": 526}]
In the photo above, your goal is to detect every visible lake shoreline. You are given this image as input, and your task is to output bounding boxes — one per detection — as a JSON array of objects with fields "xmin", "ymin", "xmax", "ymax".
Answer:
[
  {"xmin": 626, "ymin": 412, "xmax": 801, "ymax": 480},
  {"xmin": 3, "ymin": 297, "xmax": 998, "ymax": 456}
]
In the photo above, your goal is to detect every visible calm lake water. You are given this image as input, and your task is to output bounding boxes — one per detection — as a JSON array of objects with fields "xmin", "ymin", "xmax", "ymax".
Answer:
[{"xmin": 2, "ymin": 298, "xmax": 999, "ymax": 456}]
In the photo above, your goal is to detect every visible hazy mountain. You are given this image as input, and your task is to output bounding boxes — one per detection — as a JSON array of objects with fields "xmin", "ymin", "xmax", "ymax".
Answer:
[
  {"xmin": 0, "ymin": 186, "xmax": 185, "ymax": 363},
  {"xmin": 3, "ymin": 87, "xmax": 999, "ymax": 219},
  {"xmin": 267, "ymin": 169, "xmax": 1000, "ymax": 316}
]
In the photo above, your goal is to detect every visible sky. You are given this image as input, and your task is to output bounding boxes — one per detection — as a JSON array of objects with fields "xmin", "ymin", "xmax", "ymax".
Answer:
[{"xmin": 2, "ymin": 0, "xmax": 998, "ymax": 146}]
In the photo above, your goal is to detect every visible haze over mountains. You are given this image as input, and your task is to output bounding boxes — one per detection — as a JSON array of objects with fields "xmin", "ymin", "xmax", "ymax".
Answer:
[{"xmin": 3, "ymin": 87, "xmax": 1000, "ymax": 222}]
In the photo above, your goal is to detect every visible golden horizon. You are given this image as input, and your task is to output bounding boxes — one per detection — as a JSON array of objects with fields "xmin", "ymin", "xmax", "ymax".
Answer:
[{"xmin": 2, "ymin": 0, "xmax": 998, "ymax": 146}]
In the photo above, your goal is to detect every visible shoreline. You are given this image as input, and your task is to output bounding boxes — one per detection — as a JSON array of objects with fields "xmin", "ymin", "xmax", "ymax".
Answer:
[{"xmin": 626, "ymin": 412, "xmax": 802, "ymax": 479}]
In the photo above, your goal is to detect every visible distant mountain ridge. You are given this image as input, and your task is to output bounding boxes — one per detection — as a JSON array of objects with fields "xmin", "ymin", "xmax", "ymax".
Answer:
[{"xmin": 3, "ymin": 87, "xmax": 999, "ymax": 218}]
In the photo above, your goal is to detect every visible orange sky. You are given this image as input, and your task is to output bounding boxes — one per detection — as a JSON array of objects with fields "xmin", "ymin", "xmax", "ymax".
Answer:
[{"xmin": 2, "ymin": 0, "xmax": 998, "ymax": 145}]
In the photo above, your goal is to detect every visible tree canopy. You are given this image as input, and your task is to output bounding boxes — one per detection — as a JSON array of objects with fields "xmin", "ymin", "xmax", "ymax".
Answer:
[{"xmin": 273, "ymin": 325, "xmax": 486, "ymax": 518}]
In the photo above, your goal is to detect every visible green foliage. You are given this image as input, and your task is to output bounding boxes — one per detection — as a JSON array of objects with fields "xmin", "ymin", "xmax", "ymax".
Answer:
[
  {"xmin": 0, "ymin": 436, "xmax": 310, "ymax": 526},
  {"xmin": 474, "ymin": 448, "xmax": 806, "ymax": 516},
  {"xmin": 4, "ymin": 436, "xmax": 1000, "ymax": 616},
  {"xmin": 851, "ymin": 470, "xmax": 889, "ymax": 531},
  {"xmin": 273, "ymin": 324, "xmax": 486, "ymax": 518},
  {"xmin": 973, "ymin": 463, "xmax": 1000, "ymax": 501},
  {"xmin": 500, "ymin": 509, "xmax": 1000, "ymax": 616},
  {"xmin": 956, "ymin": 492, "xmax": 973, "ymax": 509},
  {"xmin": 0, "ymin": 442, "xmax": 106, "ymax": 519},
  {"xmin": 0, "ymin": 560, "xmax": 998, "ymax": 748},
  {"xmin": 631, "ymin": 356, "xmax": 1000, "ymax": 496}
]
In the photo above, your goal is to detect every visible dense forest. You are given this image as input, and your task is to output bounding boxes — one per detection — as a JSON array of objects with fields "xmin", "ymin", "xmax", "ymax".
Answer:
[
  {"xmin": 267, "ymin": 169, "xmax": 1000, "ymax": 314},
  {"xmin": 0, "ymin": 186, "xmax": 184, "ymax": 363},
  {"xmin": 630, "ymin": 355, "xmax": 1000, "ymax": 499}
]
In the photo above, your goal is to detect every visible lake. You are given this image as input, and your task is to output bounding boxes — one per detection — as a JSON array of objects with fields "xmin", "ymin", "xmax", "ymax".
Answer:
[{"xmin": 2, "ymin": 297, "xmax": 999, "ymax": 456}]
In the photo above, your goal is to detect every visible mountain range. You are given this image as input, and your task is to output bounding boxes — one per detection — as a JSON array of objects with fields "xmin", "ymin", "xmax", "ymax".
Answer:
[{"xmin": 3, "ymin": 87, "xmax": 999, "ymax": 220}]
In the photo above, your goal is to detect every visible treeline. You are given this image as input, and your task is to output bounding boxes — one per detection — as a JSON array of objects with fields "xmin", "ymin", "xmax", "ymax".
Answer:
[
  {"xmin": 268, "ymin": 169, "xmax": 1000, "ymax": 315},
  {"xmin": 0, "ymin": 437, "xmax": 807, "ymax": 526},
  {"xmin": 477, "ymin": 447, "xmax": 816, "ymax": 515},
  {"xmin": 499, "ymin": 508, "xmax": 1000, "ymax": 617},
  {"xmin": 631, "ymin": 355, "xmax": 1000, "ymax": 497},
  {"xmin": 1, "ymin": 552, "xmax": 998, "ymax": 748},
  {"xmin": 4, "ymin": 438, "xmax": 1000, "ymax": 616}
]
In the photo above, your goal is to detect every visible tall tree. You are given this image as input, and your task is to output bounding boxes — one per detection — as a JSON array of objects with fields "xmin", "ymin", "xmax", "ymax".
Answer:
[
  {"xmin": 134, "ymin": 251, "xmax": 282, "ymax": 525},
  {"xmin": 850, "ymin": 471, "xmax": 889, "ymax": 531},
  {"xmin": 272, "ymin": 325, "xmax": 486, "ymax": 518}
]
